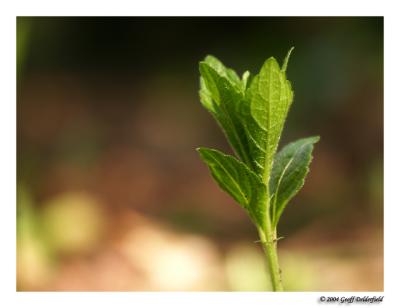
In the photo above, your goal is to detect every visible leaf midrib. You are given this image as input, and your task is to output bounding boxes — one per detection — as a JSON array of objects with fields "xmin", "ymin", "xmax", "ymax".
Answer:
[
  {"xmin": 212, "ymin": 72, "xmax": 252, "ymax": 168},
  {"xmin": 271, "ymin": 142, "xmax": 309, "ymax": 225},
  {"xmin": 210, "ymin": 153, "xmax": 250, "ymax": 205},
  {"xmin": 261, "ymin": 62, "xmax": 273, "ymax": 184}
]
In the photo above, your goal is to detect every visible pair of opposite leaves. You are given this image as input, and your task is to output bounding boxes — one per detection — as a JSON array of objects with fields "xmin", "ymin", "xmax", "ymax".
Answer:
[{"xmin": 197, "ymin": 48, "xmax": 319, "ymax": 231}]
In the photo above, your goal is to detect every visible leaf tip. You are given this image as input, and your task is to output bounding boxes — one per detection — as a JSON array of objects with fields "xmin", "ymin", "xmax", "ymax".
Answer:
[
  {"xmin": 282, "ymin": 47, "xmax": 295, "ymax": 73},
  {"xmin": 265, "ymin": 56, "xmax": 278, "ymax": 64},
  {"xmin": 196, "ymin": 146, "xmax": 205, "ymax": 154},
  {"xmin": 259, "ymin": 57, "xmax": 280, "ymax": 75},
  {"xmin": 309, "ymin": 135, "xmax": 320, "ymax": 144},
  {"xmin": 196, "ymin": 147, "xmax": 215, "ymax": 160},
  {"xmin": 204, "ymin": 54, "xmax": 218, "ymax": 62},
  {"xmin": 198, "ymin": 61, "xmax": 208, "ymax": 72}
]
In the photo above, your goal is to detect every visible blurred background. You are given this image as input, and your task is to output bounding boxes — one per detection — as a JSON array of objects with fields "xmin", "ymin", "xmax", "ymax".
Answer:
[{"xmin": 16, "ymin": 17, "xmax": 383, "ymax": 291}]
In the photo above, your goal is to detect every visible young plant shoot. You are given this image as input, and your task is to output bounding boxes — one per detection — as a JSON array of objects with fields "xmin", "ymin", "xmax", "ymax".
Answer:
[{"xmin": 196, "ymin": 48, "xmax": 319, "ymax": 291}]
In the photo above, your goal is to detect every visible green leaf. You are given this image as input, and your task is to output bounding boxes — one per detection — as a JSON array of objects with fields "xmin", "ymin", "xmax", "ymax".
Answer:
[
  {"xmin": 199, "ymin": 77, "xmax": 215, "ymax": 113},
  {"xmin": 282, "ymin": 46, "xmax": 294, "ymax": 73},
  {"xmin": 197, "ymin": 147, "xmax": 266, "ymax": 228},
  {"xmin": 242, "ymin": 50, "xmax": 294, "ymax": 180},
  {"xmin": 199, "ymin": 50, "xmax": 295, "ymax": 176},
  {"xmin": 198, "ymin": 49, "xmax": 318, "ymax": 232},
  {"xmin": 203, "ymin": 55, "xmax": 243, "ymax": 91},
  {"xmin": 199, "ymin": 61, "xmax": 254, "ymax": 168},
  {"xmin": 241, "ymin": 70, "xmax": 251, "ymax": 90},
  {"xmin": 269, "ymin": 136, "xmax": 320, "ymax": 228}
]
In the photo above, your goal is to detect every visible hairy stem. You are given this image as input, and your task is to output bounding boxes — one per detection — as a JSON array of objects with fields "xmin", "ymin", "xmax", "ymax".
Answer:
[{"xmin": 258, "ymin": 204, "xmax": 283, "ymax": 291}]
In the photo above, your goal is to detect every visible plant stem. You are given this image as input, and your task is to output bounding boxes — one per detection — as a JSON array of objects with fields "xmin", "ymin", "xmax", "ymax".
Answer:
[{"xmin": 258, "ymin": 213, "xmax": 284, "ymax": 291}]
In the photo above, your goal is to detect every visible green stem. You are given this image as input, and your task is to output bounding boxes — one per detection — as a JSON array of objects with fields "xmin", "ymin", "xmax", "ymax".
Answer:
[{"xmin": 258, "ymin": 210, "xmax": 283, "ymax": 291}]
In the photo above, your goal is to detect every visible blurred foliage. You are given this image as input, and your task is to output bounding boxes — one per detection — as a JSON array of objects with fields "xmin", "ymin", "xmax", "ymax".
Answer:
[
  {"xmin": 17, "ymin": 17, "xmax": 383, "ymax": 291},
  {"xmin": 17, "ymin": 187, "xmax": 53, "ymax": 290},
  {"xmin": 40, "ymin": 192, "xmax": 106, "ymax": 254},
  {"xmin": 225, "ymin": 243, "xmax": 271, "ymax": 291}
]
